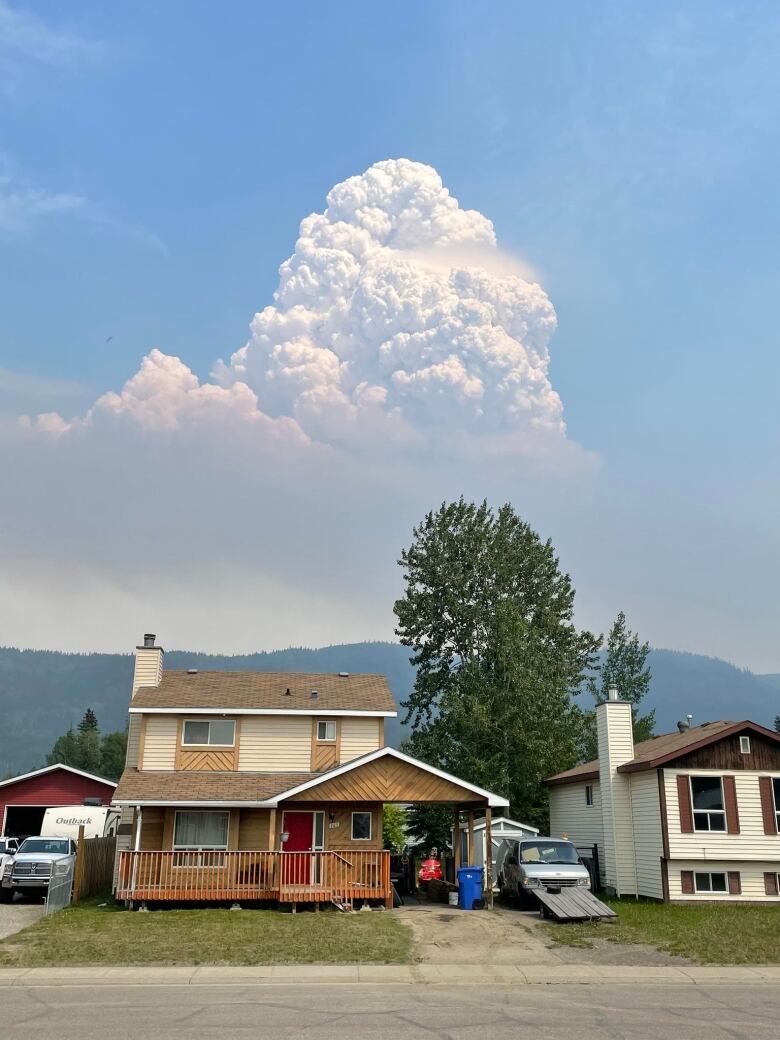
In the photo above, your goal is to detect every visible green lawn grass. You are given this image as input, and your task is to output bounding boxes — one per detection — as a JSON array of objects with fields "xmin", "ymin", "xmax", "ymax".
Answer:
[
  {"xmin": 543, "ymin": 898, "xmax": 780, "ymax": 964},
  {"xmin": 0, "ymin": 898, "xmax": 412, "ymax": 967}
]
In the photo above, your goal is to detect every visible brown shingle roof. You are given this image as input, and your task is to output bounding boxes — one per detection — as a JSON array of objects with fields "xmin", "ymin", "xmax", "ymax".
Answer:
[
  {"xmin": 131, "ymin": 671, "xmax": 396, "ymax": 714},
  {"xmin": 114, "ymin": 769, "xmax": 319, "ymax": 803},
  {"xmin": 547, "ymin": 720, "xmax": 742, "ymax": 786}
]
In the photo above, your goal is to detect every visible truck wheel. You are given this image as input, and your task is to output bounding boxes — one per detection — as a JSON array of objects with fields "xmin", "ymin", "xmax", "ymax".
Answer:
[{"xmin": 0, "ymin": 888, "xmax": 12, "ymax": 904}]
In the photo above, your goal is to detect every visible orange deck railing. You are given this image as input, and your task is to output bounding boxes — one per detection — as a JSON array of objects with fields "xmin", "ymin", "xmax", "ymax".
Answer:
[{"xmin": 115, "ymin": 850, "xmax": 391, "ymax": 905}]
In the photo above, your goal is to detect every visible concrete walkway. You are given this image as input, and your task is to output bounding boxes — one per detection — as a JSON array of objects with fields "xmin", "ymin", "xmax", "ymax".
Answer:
[{"xmin": 1, "ymin": 964, "xmax": 779, "ymax": 987}]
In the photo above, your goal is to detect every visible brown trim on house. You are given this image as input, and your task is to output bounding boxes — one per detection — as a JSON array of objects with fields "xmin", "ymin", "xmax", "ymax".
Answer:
[
  {"xmin": 764, "ymin": 872, "xmax": 779, "ymax": 896},
  {"xmin": 378, "ymin": 717, "xmax": 384, "ymax": 749},
  {"xmin": 657, "ymin": 769, "xmax": 670, "ymax": 859},
  {"xmin": 727, "ymin": 871, "xmax": 741, "ymax": 896},
  {"xmin": 618, "ymin": 721, "xmax": 780, "ymax": 773},
  {"xmin": 676, "ymin": 774, "xmax": 694, "ymax": 833},
  {"xmin": 723, "ymin": 775, "xmax": 740, "ymax": 834},
  {"xmin": 546, "ymin": 769, "xmax": 600, "ymax": 787},
  {"xmin": 759, "ymin": 776, "xmax": 778, "ymax": 835},
  {"xmin": 660, "ymin": 858, "xmax": 670, "ymax": 903}
]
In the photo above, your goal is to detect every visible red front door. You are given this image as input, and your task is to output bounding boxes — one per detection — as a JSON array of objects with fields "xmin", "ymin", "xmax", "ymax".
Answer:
[{"xmin": 281, "ymin": 812, "xmax": 314, "ymax": 886}]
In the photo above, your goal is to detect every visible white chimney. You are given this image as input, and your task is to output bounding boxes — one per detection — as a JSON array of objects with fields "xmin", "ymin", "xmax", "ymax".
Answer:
[
  {"xmin": 596, "ymin": 687, "xmax": 637, "ymax": 897},
  {"xmin": 132, "ymin": 632, "xmax": 164, "ymax": 698}
]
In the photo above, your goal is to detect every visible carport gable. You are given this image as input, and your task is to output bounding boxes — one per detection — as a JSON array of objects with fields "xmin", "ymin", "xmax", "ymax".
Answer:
[{"xmin": 277, "ymin": 748, "xmax": 509, "ymax": 807}]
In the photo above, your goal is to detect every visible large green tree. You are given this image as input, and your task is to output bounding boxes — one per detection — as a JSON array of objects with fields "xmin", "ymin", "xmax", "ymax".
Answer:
[
  {"xmin": 394, "ymin": 499, "xmax": 600, "ymax": 829},
  {"xmin": 581, "ymin": 611, "xmax": 654, "ymax": 760},
  {"xmin": 45, "ymin": 711, "xmax": 126, "ymax": 780}
]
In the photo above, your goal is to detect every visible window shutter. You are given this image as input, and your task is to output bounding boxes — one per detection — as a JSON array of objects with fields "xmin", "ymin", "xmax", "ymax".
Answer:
[
  {"xmin": 727, "ymin": 871, "xmax": 741, "ymax": 896},
  {"xmin": 676, "ymin": 774, "xmax": 694, "ymax": 833},
  {"xmin": 764, "ymin": 872, "xmax": 779, "ymax": 897},
  {"xmin": 722, "ymin": 775, "xmax": 740, "ymax": 834},
  {"xmin": 680, "ymin": 870, "xmax": 694, "ymax": 895},
  {"xmin": 758, "ymin": 776, "xmax": 777, "ymax": 835}
]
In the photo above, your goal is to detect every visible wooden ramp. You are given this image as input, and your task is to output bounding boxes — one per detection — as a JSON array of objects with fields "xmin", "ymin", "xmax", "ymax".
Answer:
[{"xmin": 535, "ymin": 888, "xmax": 616, "ymax": 921}]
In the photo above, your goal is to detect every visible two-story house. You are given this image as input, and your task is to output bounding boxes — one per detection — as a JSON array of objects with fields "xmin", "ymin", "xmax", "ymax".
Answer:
[
  {"xmin": 113, "ymin": 635, "xmax": 508, "ymax": 907},
  {"xmin": 547, "ymin": 688, "xmax": 780, "ymax": 902}
]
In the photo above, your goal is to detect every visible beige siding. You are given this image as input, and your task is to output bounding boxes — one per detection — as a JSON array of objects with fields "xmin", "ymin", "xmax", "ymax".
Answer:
[
  {"xmin": 141, "ymin": 716, "xmax": 178, "ymax": 770},
  {"xmin": 549, "ymin": 782, "xmax": 605, "ymax": 880},
  {"xmin": 132, "ymin": 647, "xmax": 163, "ymax": 694},
  {"xmin": 664, "ymin": 769, "xmax": 780, "ymax": 861},
  {"xmin": 125, "ymin": 715, "xmax": 142, "ymax": 769},
  {"xmin": 630, "ymin": 771, "xmax": 664, "ymax": 899},
  {"xmin": 668, "ymin": 860, "xmax": 780, "ymax": 902},
  {"xmin": 238, "ymin": 715, "xmax": 312, "ymax": 771},
  {"xmin": 597, "ymin": 701, "xmax": 638, "ymax": 895},
  {"xmin": 339, "ymin": 717, "xmax": 382, "ymax": 763}
]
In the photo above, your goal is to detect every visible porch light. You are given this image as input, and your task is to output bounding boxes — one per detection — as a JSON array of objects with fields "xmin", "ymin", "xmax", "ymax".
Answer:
[{"xmin": 280, "ymin": 832, "xmax": 290, "ymax": 844}]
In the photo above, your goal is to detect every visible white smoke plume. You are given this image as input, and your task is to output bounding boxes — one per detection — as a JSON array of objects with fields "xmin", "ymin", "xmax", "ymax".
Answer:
[{"xmin": 31, "ymin": 159, "xmax": 571, "ymax": 459}]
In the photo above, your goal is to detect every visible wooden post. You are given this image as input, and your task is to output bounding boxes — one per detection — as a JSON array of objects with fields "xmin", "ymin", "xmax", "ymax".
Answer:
[
  {"xmin": 484, "ymin": 807, "xmax": 493, "ymax": 909},
  {"xmin": 467, "ymin": 810, "xmax": 475, "ymax": 866},
  {"xmin": 72, "ymin": 825, "xmax": 86, "ymax": 904},
  {"xmin": 453, "ymin": 808, "xmax": 461, "ymax": 883}
]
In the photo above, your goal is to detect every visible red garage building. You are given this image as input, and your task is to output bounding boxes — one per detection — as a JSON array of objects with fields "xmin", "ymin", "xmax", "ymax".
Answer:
[{"xmin": 0, "ymin": 764, "xmax": 116, "ymax": 839}]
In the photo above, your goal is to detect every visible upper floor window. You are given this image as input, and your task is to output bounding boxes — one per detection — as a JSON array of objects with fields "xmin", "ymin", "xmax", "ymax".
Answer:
[
  {"xmin": 585, "ymin": 784, "xmax": 594, "ymax": 806},
  {"xmin": 317, "ymin": 721, "xmax": 337, "ymax": 742},
  {"xmin": 182, "ymin": 719, "xmax": 236, "ymax": 747},
  {"xmin": 774, "ymin": 778, "xmax": 780, "ymax": 832},
  {"xmin": 739, "ymin": 736, "xmax": 751, "ymax": 754},
  {"xmin": 690, "ymin": 776, "xmax": 725, "ymax": 831}
]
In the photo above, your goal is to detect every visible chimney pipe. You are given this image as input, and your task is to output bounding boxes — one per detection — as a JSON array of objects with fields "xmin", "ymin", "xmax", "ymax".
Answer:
[
  {"xmin": 607, "ymin": 683, "xmax": 620, "ymax": 702},
  {"xmin": 143, "ymin": 633, "xmax": 156, "ymax": 648}
]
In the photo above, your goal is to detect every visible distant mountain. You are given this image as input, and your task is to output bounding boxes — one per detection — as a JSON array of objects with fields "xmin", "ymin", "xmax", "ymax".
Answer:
[{"xmin": 0, "ymin": 643, "xmax": 777, "ymax": 776}]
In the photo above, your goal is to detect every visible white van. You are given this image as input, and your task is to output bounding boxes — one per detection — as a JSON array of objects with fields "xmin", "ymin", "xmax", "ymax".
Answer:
[{"xmin": 40, "ymin": 805, "xmax": 120, "ymax": 840}]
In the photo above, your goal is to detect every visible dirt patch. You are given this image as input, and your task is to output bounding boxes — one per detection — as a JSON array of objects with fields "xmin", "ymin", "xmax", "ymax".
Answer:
[{"xmin": 396, "ymin": 897, "xmax": 692, "ymax": 967}]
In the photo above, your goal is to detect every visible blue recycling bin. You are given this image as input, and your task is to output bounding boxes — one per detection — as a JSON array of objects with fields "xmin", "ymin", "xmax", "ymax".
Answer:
[{"xmin": 457, "ymin": 866, "xmax": 484, "ymax": 910}]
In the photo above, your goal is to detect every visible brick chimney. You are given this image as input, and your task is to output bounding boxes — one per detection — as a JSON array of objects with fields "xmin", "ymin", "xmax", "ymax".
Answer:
[
  {"xmin": 596, "ymin": 684, "xmax": 637, "ymax": 897},
  {"xmin": 132, "ymin": 632, "xmax": 163, "ymax": 698}
]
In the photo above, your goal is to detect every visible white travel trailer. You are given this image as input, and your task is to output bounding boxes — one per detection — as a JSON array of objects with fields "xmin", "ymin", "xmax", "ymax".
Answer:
[{"xmin": 40, "ymin": 805, "xmax": 120, "ymax": 840}]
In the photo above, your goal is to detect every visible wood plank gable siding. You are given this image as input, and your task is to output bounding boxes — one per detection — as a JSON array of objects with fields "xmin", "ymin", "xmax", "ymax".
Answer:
[
  {"xmin": 286, "ymin": 757, "xmax": 488, "ymax": 805},
  {"xmin": 665, "ymin": 732, "xmax": 780, "ymax": 771}
]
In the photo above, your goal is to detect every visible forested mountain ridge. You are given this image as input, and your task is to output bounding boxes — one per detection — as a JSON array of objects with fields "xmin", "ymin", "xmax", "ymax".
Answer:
[{"xmin": 0, "ymin": 642, "xmax": 777, "ymax": 776}]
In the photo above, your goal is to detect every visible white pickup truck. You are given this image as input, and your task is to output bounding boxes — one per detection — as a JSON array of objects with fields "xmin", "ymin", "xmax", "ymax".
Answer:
[{"xmin": 1, "ymin": 836, "xmax": 77, "ymax": 903}]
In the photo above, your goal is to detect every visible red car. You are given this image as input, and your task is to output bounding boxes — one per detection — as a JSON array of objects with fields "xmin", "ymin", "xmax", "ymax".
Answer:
[{"xmin": 418, "ymin": 857, "xmax": 443, "ymax": 885}]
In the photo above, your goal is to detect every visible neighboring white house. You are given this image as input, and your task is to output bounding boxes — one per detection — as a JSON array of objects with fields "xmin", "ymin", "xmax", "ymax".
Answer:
[{"xmin": 547, "ymin": 689, "xmax": 780, "ymax": 902}]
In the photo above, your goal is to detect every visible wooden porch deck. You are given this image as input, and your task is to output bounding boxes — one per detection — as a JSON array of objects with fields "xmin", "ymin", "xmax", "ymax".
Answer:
[{"xmin": 116, "ymin": 850, "xmax": 392, "ymax": 906}]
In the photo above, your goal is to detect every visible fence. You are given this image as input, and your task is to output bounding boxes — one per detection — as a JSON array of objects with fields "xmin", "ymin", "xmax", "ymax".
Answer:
[
  {"xmin": 44, "ymin": 857, "xmax": 75, "ymax": 916},
  {"xmin": 73, "ymin": 833, "xmax": 117, "ymax": 903}
]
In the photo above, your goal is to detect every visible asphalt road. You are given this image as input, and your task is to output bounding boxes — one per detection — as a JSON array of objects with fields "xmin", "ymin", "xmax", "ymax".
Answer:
[{"xmin": 1, "ymin": 982, "xmax": 778, "ymax": 1040}]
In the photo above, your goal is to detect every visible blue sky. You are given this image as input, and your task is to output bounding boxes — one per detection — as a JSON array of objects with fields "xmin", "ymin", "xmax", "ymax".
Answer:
[{"xmin": 1, "ymin": 2, "xmax": 779, "ymax": 670}]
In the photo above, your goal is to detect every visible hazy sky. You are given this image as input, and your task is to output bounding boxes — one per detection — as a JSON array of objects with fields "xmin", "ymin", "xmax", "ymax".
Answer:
[{"xmin": 1, "ymin": 2, "xmax": 779, "ymax": 671}]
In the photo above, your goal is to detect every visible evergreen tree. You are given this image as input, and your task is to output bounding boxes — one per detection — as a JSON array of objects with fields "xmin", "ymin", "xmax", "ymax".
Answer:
[
  {"xmin": 582, "ymin": 611, "xmax": 654, "ymax": 760},
  {"xmin": 78, "ymin": 708, "xmax": 99, "ymax": 733},
  {"xmin": 403, "ymin": 803, "xmax": 453, "ymax": 856},
  {"xmin": 394, "ymin": 498, "xmax": 600, "ymax": 829},
  {"xmin": 99, "ymin": 729, "xmax": 128, "ymax": 781}
]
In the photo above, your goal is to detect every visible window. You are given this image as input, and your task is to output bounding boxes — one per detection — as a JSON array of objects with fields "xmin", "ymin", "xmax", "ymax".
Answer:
[
  {"xmin": 690, "ymin": 776, "xmax": 726, "ymax": 831},
  {"xmin": 585, "ymin": 784, "xmax": 594, "ymax": 806},
  {"xmin": 173, "ymin": 811, "xmax": 229, "ymax": 851},
  {"xmin": 740, "ymin": 736, "xmax": 751, "ymax": 754},
  {"xmin": 351, "ymin": 812, "xmax": 372, "ymax": 840},
  {"xmin": 694, "ymin": 871, "xmax": 727, "ymax": 894},
  {"xmin": 182, "ymin": 719, "xmax": 235, "ymax": 746},
  {"xmin": 316, "ymin": 721, "xmax": 337, "ymax": 742},
  {"xmin": 774, "ymin": 778, "xmax": 780, "ymax": 833}
]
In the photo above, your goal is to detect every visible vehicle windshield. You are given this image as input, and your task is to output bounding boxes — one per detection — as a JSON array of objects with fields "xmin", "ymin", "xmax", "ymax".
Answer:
[
  {"xmin": 520, "ymin": 841, "xmax": 579, "ymax": 865},
  {"xmin": 18, "ymin": 839, "xmax": 70, "ymax": 855}
]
